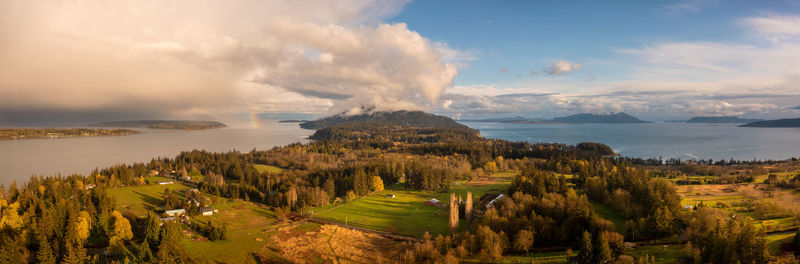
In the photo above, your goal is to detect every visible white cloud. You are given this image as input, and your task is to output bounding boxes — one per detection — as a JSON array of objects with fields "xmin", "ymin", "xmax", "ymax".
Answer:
[
  {"xmin": 742, "ymin": 14, "xmax": 800, "ymax": 42},
  {"xmin": 543, "ymin": 60, "xmax": 581, "ymax": 75},
  {"xmin": 0, "ymin": 0, "xmax": 460, "ymax": 120}
]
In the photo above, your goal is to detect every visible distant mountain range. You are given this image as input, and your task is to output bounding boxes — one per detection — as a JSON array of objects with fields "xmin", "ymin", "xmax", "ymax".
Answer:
[
  {"xmin": 299, "ymin": 110, "xmax": 471, "ymax": 130},
  {"xmin": 90, "ymin": 120, "xmax": 226, "ymax": 130},
  {"xmin": 740, "ymin": 118, "xmax": 800, "ymax": 127},
  {"xmin": 465, "ymin": 112, "xmax": 650, "ymax": 124},
  {"xmin": 686, "ymin": 116, "xmax": 763, "ymax": 123},
  {"xmin": 551, "ymin": 112, "xmax": 650, "ymax": 123}
]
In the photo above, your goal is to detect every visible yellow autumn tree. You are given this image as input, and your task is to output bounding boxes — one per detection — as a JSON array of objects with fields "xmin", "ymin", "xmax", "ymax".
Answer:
[
  {"xmin": 109, "ymin": 210, "xmax": 133, "ymax": 248},
  {"xmin": 76, "ymin": 211, "xmax": 92, "ymax": 242},
  {"xmin": 371, "ymin": 176, "xmax": 384, "ymax": 191},
  {"xmin": 0, "ymin": 202, "xmax": 23, "ymax": 229}
]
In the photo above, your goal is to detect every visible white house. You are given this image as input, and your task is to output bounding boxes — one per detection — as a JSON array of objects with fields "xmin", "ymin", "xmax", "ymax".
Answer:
[
  {"xmin": 164, "ymin": 209, "xmax": 186, "ymax": 216},
  {"xmin": 158, "ymin": 181, "xmax": 173, "ymax": 185},
  {"xmin": 200, "ymin": 207, "xmax": 217, "ymax": 216}
]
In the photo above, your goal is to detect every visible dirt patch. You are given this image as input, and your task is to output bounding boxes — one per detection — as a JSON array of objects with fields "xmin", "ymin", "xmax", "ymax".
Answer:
[{"xmin": 270, "ymin": 224, "xmax": 410, "ymax": 264}]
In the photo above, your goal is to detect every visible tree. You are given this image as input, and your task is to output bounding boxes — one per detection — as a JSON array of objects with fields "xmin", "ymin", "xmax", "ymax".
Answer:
[
  {"xmin": 323, "ymin": 178, "xmax": 335, "ymax": 200},
  {"xmin": 371, "ymin": 176, "xmax": 384, "ymax": 192},
  {"xmin": 75, "ymin": 210, "xmax": 92, "ymax": 242},
  {"xmin": 144, "ymin": 212, "xmax": 162, "ymax": 248},
  {"xmin": 0, "ymin": 235, "xmax": 26, "ymax": 264},
  {"xmin": 593, "ymin": 231, "xmax": 612, "ymax": 263},
  {"xmin": 576, "ymin": 231, "xmax": 593, "ymax": 264},
  {"xmin": 157, "ymin": 221, "xmax": 186, "ymax": 264},
  {"xmin": 286, "ymin": 186, "xmax": 298, "ymax": 208},
  {"xmin": 109, "ymin": 210, "xmax": 134, "ymax": 249},
  {"xmin": 36, "ymin": 234, "xmax": 56, "ymax": 264},
  {"xmin": 138, "ymin": 240, "xmax": 155, "ymax": 263},
  {"xmin": 346, "ymin": 190, "xmax": 358, "ymax": 203},
  {"xmin": 465, "ymin": 191, "xmax": 473, "ymax": 223},
  {"xmin": 62, "ymin": 240, "xmax": 88, "ymax": 264},
  {"xmin": 449, "ymin": 193, "xmax": 459, "ymax": 234},
  {"xmin": 513, "ymin": 229, "xmax": 534, "ymax": 253}
]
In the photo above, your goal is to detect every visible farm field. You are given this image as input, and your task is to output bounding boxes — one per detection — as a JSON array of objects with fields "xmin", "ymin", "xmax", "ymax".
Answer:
[
  {"xmin": 108, "ymin": 181, "xmax": 190, "ymax": 216},
  {"xmin": 254, "ymin": 164, "xmax": 285, "ymax": 174},
  {"xmin": 313, "ymin": 171, "xmax": 514, "ymax": 237},
  {"xmin": 182, "ymin": 199, "xmax": 284, "ymax": 263}
]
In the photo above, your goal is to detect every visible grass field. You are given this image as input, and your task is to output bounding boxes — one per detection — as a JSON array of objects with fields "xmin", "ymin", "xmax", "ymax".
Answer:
[
  {"xmin": 182, "ymin": 199, "xmax": 283, "ymax": 263},
  {"xmin": 766, "ymin": 232, "xmax": 794, "ymax": 254},
  {"xmin": 108, "ymin": 182, "xmax": 190, "ymax": 216},
  {"xmin": 254, "ymin": 164, "xmax": 284, "ymax": 174},
  {"xmin": 314, "ymin": 171, "xmax": 514, "ymax": 237},
  {"xmin": 590, "ymin": 201, "xmax": 626, "ymax": 234}
]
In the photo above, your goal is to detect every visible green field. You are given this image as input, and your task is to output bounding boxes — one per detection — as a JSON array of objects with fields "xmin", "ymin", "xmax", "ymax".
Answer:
[
  {"xmin": 182, "ymin": 199, "xmax": 284, "ymax": 263},
  {"xmin": 314, "ymin": 172, "xmax": 512, "ymax": 237},
  {"xmin": 254, "ymin": 164, "xmax": 285, "ymax": 174},
  {"xmin": 590, "ymin": 201, "xmax": 626, "ymax": 234},
  {"xmin": 108, "ymin": 182, "xmax": 190, "ymax": 216}
]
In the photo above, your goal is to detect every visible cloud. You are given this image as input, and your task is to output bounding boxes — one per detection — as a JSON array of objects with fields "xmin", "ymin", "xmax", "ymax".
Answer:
[
  {"xmin": 529, "ymin": 71, "xmax": 537, "ymax": 77},
  {"xmin": 543, "ymin": 60, "xmax": 581, "ymax": 75},
  {"xmin": 742, "ymin": 14, "xmax": 800, "ymax": 42},
  {"xmin": 662, "ymin": 0, "xmax": 719, "ymax": 15},
  {"xmin": 793, "ymin": 105, "xmax": 800, "ymax": 110},
  {"xmin": 498, "ymin": 68, "xmax": 509, "ymax": 73},
  {"xmin": 0, "ymin": 0, "xmax": 459, "ymax": 123}
]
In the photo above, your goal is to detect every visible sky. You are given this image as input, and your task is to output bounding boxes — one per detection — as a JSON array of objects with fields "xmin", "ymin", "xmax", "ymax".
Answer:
[{"xmin": 2, "ymin": 0, "xmax": 800, "ymax": 125}]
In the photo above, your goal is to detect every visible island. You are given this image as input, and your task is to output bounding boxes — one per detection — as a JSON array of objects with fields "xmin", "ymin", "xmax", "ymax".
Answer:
[
  {"xmin": 740, "ymin": 117, "xmax": 800, "ymax": 127},
  {"xmin": 463, "ymin": 112, "xmax": 650, "ymax": 124},
  {"xmin": 686, "ymin": 116, "xmax": 763, "ymax": 123},
  {"xmin": 0, "ymin": 128, "xmax": 137, "ymax": 140},
  {"xmin": 90, "ymin": 120, "xmax": 226, "ymax": 130},
  {"xmin": 299, "ymin": 109, "xmax": 471, "ymax": 130}
]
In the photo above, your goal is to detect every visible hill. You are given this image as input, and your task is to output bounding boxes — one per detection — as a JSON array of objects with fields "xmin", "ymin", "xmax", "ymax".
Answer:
[
  {"xmin": 551, "ymin": 112, "xmax": 650, "ymax": 123},
  {"xmin": 90, "ymin": 120, "xmax": 226, "ymax": 130},
  {"xmin": 740, "ymin": 118, "xmax": 800, "ymax": 127},
  {"xmin": 299, "ymin": 110, "xmax": 470, "ymax": 130},
  {"xmin": 686, "ymin": 116, "xmax": 763, "ymax": 123}
]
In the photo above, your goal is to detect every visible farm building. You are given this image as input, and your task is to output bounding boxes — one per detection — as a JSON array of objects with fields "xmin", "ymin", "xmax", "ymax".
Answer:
[
  {"xmin": 486, "ymin": 194, "xmax": 504, "ymax": 208},
  {"xmin": 424, "ymin": 198, "xmax": 440, "ymax": 206},
  {"xmin": 165, "ymin": 208, "xmax": 186, "ymax": 216},
  {"xmin": 200, "ymin": 207, "xmax": 218, "ymax": 216},
  {"xmin": 158, "ymin": 181, "xmax": 173, "ymax": 185},
  {"xmin": 385, "ymin": 194, "xmax": 396, "ymax": 198}
]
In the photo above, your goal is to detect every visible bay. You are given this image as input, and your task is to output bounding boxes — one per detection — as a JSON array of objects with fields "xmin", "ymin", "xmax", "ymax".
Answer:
[
  {"xmin": 460, "ymin": 121, "xmax": 800, "ymax": 162},
  {"xmin": 0, "ymin": 121, "xmax": 311, "ymax": 186}
]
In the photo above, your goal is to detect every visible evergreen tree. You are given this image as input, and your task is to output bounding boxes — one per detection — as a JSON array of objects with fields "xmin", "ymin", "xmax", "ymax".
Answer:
[
  {"xmin": 157, "ymin": 221, "xmax": 186, "ymax": 264},
  {"xmin": 138, "ymin": 240, "xmax": 155, "ymax": 263},
  {"xmin": 794, "ymin": 228, "xmax": 800, "ymax": 257},
  {"xmin": 593, "ymin": 232, "xmax": 612, "ymax": 263},
  {"xmin": 37, "ymin": 234, "xmax": 57, "ymax": 264},
  {"xmin": 0, "ymin": 235, "xmax": 26, "ymax": 264},
  {"xmin": 576, "ymin": 231, "xmax": 593, "ymax": 264}
]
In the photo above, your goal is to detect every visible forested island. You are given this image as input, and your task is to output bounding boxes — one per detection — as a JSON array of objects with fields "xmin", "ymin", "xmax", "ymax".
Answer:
[
  {"xmin": 90, "ymin": 120, "xmax": 226, "ymax": 130},
  {"xmin": 1, "ymin": 111, "xmax": 799, "ymax": 263},
  {"xmin": 0, "ymin": 128, "xmax": 137, "ymax": 140},
  {"xmin": 686, "ymin": 116, "xmax": 763, "ymax": 123},
  {"xmin": 740, "ymin": 117, "xmax": 800, "ymax": 127},
  {"xmin": 463, "ymin": 112, "xmax": 650, "ymax": 124}
]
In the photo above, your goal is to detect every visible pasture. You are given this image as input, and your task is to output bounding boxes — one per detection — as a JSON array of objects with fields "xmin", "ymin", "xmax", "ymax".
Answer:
[
  {"xmin": 108, "ymin": 182, "xmax": 190, "ymax": 216},
  {"xmin": 254, "ymin": 164, "xmax": 285, "ymax": 174},
  {"xmin": 313, "ymin": 171, "xmax": 514, "ymax": 237}
]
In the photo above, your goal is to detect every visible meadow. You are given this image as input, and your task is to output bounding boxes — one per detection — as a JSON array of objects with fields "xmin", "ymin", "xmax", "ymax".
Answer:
[
  {"xmin": 313, "ymin": 171, "xmax": 514, "ymax": 237},
  {"xmin": 107, "ymin": 179, "xmax": 190, "ymax": 216}
]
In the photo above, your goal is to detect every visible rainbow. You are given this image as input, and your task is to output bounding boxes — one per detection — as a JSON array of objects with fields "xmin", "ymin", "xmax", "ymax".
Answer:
[{"xmin": 249, "ymin": 111, "xmax": 261, "ymax": 129}]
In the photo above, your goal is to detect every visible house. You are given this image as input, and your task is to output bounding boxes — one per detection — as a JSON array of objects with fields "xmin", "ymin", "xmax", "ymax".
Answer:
[
  {"xmin": 200, "ymin": 207, "xmax": 217, "ymax": 216},
  {"xmin": 160, "ymin": 217, "xmax": 176, "ymax": 222},
  {"xmin": 164, "ymin": 209, "xmax": 186, "ymax": 216},
  {"xmin": 158, "ymin": 181, "xmax": 173, "ymax": 185},
  {"xmin": 424, "ymin": 198, "xmax": 440, "ymax": 206},
  {"xmin": 684, "ymin": 204, "xmax": 694, "ymax": 210},
  {"xmin": 385, "ymin": 194, "xmax": 396, "ymax": 198},
  {"xmin": 486, "ymin": 194, "xmax": 504, "ymax": 208}
]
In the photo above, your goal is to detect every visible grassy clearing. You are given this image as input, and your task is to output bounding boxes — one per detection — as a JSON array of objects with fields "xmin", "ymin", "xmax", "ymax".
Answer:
[
  {"xmin": 754, "ymin": 171, "xmax": 800, "ymax": 182},
  {"xmin": 254, "ymin": 164, "xmax": 284, "ymax": 174},
  {"xmin": 315, "ymin": 171, "xmax": 513, "ymax": 237},
  {"xmin": 108, "ymin": 182, "xmax": 190, "ymax": 216},
  {"xmin": 182, "ymin": 199, "xmax": 279, "ymax": 263},
  {"xmin": 462, "ymin": 251, "xmax": 569, "ymax": 263},
  {"xmin": 590, "ymin": 201, "xmax": 626, "ymax": 234}
]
